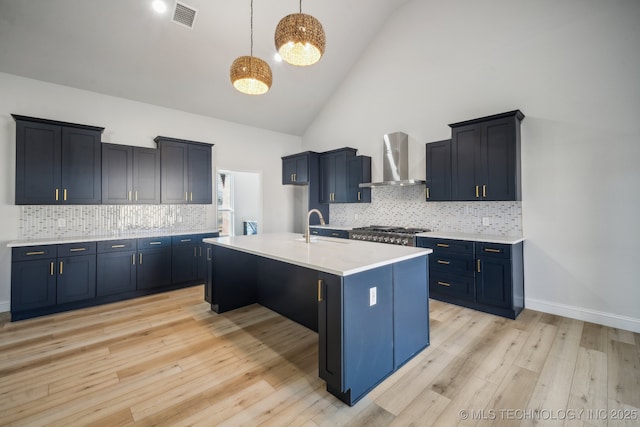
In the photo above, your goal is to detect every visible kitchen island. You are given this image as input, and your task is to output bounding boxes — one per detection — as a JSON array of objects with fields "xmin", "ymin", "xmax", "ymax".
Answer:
[{"xmin": 203, "ymin": 233, "xmax": 432, "ymax": 405}]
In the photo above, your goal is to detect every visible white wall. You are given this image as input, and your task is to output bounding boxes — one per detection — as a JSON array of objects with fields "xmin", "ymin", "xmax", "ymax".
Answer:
[
  {"xmin": 0, "ymin": 72, "xmax": 302, "ymax": 312},
  {"xmin": 303, "ymin": 0, "xmax": 640, "ymax": 331}
]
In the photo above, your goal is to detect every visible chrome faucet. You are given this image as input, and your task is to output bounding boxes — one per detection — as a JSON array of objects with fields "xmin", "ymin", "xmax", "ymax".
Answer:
[{"xmin": 306, "ymin": 209, "xmax": 326, "ymax": 243}]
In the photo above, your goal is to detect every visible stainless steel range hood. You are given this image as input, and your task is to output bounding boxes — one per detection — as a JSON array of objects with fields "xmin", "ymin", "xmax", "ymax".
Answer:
[{"xmin": 359, "ymin": 132, "xmax": 426, "ymax": 188}]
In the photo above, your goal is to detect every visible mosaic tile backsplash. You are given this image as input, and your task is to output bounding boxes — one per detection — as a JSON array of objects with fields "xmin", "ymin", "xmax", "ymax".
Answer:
[
  {"xmin": 19, "ymin": 205, "xmax": 209, "ymax": 239},
  {"xmin": 330, "ymin": 186, "xmax": 522, "ymax": 236}
]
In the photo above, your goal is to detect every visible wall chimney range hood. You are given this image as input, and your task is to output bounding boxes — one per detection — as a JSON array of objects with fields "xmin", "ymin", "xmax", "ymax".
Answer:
[{"xmin": 359, "ymin": 132, "xmax": 426, "ymax": 188}]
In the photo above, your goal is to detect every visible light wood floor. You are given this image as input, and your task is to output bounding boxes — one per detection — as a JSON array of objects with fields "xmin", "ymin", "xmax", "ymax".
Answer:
[{"xmin": 1, "ymin": 286, "xmax": 639, "ymax": 426}]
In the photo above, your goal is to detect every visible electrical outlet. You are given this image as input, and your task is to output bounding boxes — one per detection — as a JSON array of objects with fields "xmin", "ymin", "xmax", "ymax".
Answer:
[
  {"xmin": 369, "ymin": 287, "xmax": 377, "ymax": 306},
  {"xmin": 57, "ymin": 218, "xmax": 66, "ymax": 228},
  {"xmin": 482, "ymin": 217, "xmax": 490, "ymax": 226}
]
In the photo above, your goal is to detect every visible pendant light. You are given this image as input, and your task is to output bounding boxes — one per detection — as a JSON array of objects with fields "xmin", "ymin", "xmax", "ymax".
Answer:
[
  {"xmin": 230, "ymin": 0, "xmax": 272, "ymax": 95},
  {"xmin": 274, "ymin": 0, "xmax": 325, "ymax": 66}
]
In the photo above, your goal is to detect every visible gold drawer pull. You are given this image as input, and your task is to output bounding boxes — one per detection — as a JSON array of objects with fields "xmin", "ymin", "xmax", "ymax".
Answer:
[
  {"xmin": 149, "ymin": 241, "xmax": 162, "ymax": 245},
  {"xmin": 69, "ymin": 248, "xmax": 86, "ymax": 252},
  {"xmin": 331, "ymin": 233, "xmax": 340, "ymax": 236},
  {"xmin": 477, "ymin": 259, "xmax": 481, "ymax": 272},
  {"xmin": 436, "ymin": 243, "xmax": 449, "ymax": 248},
  {"xmin": 50, "ymin": 262, "xmax": 54, "ymax": 276},
  {"xmin": 436, "ymin": 260, "xmax": 450, "ymax": 265},
  {"xmin": 111, "ymin": 244, "xmax": 126, "ymax": 248},
  {"xmin": 484, "ymin": 248, "xmax": 501, "ymax": 253},
  {"xmin": 317, "ymin": 280, "xmax": 323, "ymax": 302},
  {"xmin": 180, "ymin": 239, "xmax": 192, "ymax": 243},
  {"xmin": 26, "ymin": 251, "xmax": 45, "ymax": 256},
  {"xmin": 437, "ymin": 281, "xmax": 451, "ymax": 287}
]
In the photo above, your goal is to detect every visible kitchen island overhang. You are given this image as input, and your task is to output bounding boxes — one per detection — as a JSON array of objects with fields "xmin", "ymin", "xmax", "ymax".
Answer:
[{"xmin": 203, "ymin": 233, "xmax": 432, "ymax": 405}]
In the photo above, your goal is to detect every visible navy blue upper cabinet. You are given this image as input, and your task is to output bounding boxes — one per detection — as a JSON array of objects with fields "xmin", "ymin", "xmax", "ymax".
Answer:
[
  {"xmin": 156, "ymin": 136, "xmax": 213, "ymax": 204},
  {"xmin": 320, "ymin": 148, "xmax": 357, "ymax": 203},
  {"xmin": 347, "ymin": 156, "xmax": 371, "ymax": 203},
  {"xmin": 450, "ymin": 110, "xmax": 524, "ymax": 201},
  {"xmin": 102, "ymin": 144, "xmax": 160, "ymax": 204},
  {"xmin": 282, "ymin": 153, "xmax": 310, "ymax": 184},
  {"xmin": 425, "ymin": 139, "xmax": 452, "ymax": 201},
  {"xmin": 14, "ymin": 115, "xmax": 103, "ymax": 205}
]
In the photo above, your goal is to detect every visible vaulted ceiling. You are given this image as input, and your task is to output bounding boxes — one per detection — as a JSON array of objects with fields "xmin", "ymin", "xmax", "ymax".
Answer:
[{"xmin": 0, "ymin": 0, "xmax": 410, "ymax": 135}]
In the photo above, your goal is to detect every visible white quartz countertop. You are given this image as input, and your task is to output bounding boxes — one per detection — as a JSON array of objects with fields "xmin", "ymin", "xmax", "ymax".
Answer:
[
  {"xmin": 416, "ymin": 231, "xmax": 525, "ymax": 244},
  {"xmin": 203, "ymin": 232, "xmax": 432, "ymax": 277},
  {"xmin": 7, "ymin": 229, "xmax": 220, "ymax": 248}
]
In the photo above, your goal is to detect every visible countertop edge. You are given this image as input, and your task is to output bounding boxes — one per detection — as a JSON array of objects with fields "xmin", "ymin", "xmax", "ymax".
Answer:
[{"xmin": 7, "ymin": 229, "xmax": 220, "ymax": 248}]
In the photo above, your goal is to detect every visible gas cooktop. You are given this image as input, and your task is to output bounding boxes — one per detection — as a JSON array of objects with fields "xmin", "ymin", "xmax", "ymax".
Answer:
[{"xmin": 349, "ymin": 225, "xmax": 431, "ymax": 245}]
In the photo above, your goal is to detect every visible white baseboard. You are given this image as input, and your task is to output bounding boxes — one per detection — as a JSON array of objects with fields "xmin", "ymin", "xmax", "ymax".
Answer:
[
  {"xmin": 525, "ymin": 297, "xmax": 640, "ymax": 333},
  {"xmin": 0, "ymin": 300, "xmax": 9, "ymax": 314}
]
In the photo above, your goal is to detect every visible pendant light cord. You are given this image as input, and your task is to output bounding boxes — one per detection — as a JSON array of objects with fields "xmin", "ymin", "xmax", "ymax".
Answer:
[
  {"xmin": 250, "ymin": 0, "xmax": 254, "ymax": 57},
  {"xmin": 299, "ymin": 0, "xmax": 302, "ymax": 13}
]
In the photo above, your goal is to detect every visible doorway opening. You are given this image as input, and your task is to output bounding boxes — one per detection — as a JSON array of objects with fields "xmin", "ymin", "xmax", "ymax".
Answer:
[{"xmin": 216, "ymin": 170, "xmax": 262, "ymax": 237}]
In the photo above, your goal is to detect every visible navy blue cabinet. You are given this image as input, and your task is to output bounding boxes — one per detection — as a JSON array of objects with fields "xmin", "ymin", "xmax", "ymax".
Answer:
[
  {"xmin": 14, "ymin": 115, "xmax": 103, "ymax": 205},
  {"xmin": 320, "ymin": 148, "xmax": 357, "ymax": 203},
  {"xmin": 11, "ymin": 243, "xmax": 96, "ymax": 315},
  {"xmin": 347, "ymin": 156, "xmax": 371, "ymax": 203},
  {"xmin": 102, "ymin": 144, "xmax": 160, "ymax": 204},
  {"xmin": 282, "ymin": 153, "xmax": 310, "ymax": 184},
  {"xmin": 137, "ymin": 237, "xmax": 172, "ymax": 290},
  {"xmin": 156, "ymin": 137, "xmax": 213, "ymax": 204},
  {"xmin": 425, "ymin": 139, "xmax": 452, "ymax": 201},
  {"xmin": 309, "ymin": 228, "xmax": 349, "ymax": 239},
  {"xmin": 416, "ymin": 237, "xmax": 524, "ymax": 319},
  {"xmin": 97, "ymin": 240, "xmax": 137, "ymax": 297},
  {"xmin": 172, "ymin": 233, "xmax": 216, "ymax": 284},
  {"xmin": 450, "ymin": 110, "xmax": 524, "ymax": 201}
]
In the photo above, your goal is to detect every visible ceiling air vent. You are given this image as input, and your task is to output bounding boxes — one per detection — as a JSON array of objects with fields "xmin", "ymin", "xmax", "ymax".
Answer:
[{"xmin": 172, "ymin": 1, "xmax": 197, "ymax": 29}]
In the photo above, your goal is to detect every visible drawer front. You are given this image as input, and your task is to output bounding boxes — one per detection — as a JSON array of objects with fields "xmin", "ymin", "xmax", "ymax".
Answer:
[
  {"xmin": 477, "ymin": 242, "xmax": 511, "ymax": 259},
  {"xmin": 430, "ymin": 254, "xmax": 475, "ymax": 277},
  {"xmin": 12, "ymin": 245, "xmax": 56, "ymax": 261},
  {"xmin": 57, "ymin": 242, "xmax": 97, "ymax": 257},
  {"xmin": 97, "ymin": 239, "xmax": 137, "ymax": 253},
  {"xmin": 324, "ymin": 229, "xmax": 349, "ymax": 239},
  {"xmin": 137, "ymin": 236, "xmax": 171, "ymax": 250},
  {"xmin": 417, "ymin": 237, "xmax": 474, "ymax": 255},
  {"xmin": 172, "ymin": 235, "xmax": 197, "ymax": 246},
  {"xmin": 430, "ymin": 272, "xmax": 474, "ymax": 301}
]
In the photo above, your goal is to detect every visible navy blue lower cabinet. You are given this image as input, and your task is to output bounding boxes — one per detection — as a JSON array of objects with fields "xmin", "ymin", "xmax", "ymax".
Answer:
[
  {"xmin": 172, "ymin": 233, "xmax": 216, "ymax": 285},
  {"xmin": 97, "ymin": 240, "xmax": 137, "ymax": 297},
  {"xmin": 57, "ymin": 254, "xmax": 96, "ymax": 304},
  {"xmin": 208, "ymin": 245, "xmax": 257, "ymax": 313},
  {"xmin": 137, "ymin": 247, "xmax": 172, "ymax": 290},
  {"xmin": 11, "ymin": 256, "xmax": 57, "ymax": 312}
]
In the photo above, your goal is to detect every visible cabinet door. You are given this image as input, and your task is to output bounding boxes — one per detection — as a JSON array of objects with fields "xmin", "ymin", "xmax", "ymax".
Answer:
[
  {"xmin": 137, "ymin": 248, "xmax": 172, "ymax": 290},
  {"xmin": 282, "ymin": 157, "xmax": 297, "ymax": 184},
  {"xmin": 294, "ymin": 155, "xmax": 308, "ymax": 183},
  {"xmin": 172, "ymin": 242, "xmax": 199, "ymax": 284},
  {"xmin": 15, "ymin": 120, "xmax": 62, "ymax": 204},
  {"xmin": 320, "ymin": 154, "xmax": 334, "ymax": 203},
  {"xmin": 102, "ymin": 144, "xmax": 133, "ymax": 204},
  {"xmin": 61, "ymin": 127, "xmax": 102, "ymax": 204},
  {"xmin": 425, "ymin": 140, "xmax": 452, "ymax": 201},
  {"xmin": 451, "ymin": 124, "xmax": 481, "ymax": 201},
  {"xmin": 188, "ymin": 144, "xmax": 212, "ymax": 204},
  {"xmin": 481, "ymin": 118, "xmax": 517, "ymax": 201},
  {"xmin": 318, "ymin": 272, "xmax": 344, "ymax": 392},
  {"xmin": 57, "ymin": 254, "xmax": 96, "ymax": 304},
  {"xmin": 160, "ymin": 141, "xmax": 189, "ymax": 204},
  {"xmin": 347, "ymin": 156, "xmax": 371, "ymax": 203},
  {"xmin": 11, "ymin": 259, "xmax": 57, "ymax": 311},
  {"xmin": 97, "ymin": 251, "xmax": 137, "ymax": 296},
  {"xmin": 133, "ymin": 147, "xmax": 160, "ymax": 204},
  {"xmin": 476, "ymin": 256, "xmax": 512, "ymax": 308}
]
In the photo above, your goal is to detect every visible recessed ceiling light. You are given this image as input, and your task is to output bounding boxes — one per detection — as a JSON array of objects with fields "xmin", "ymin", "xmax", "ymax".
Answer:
[{"xmin": 152, "ymin": 0, "xmax": 168, "ymax": 14}]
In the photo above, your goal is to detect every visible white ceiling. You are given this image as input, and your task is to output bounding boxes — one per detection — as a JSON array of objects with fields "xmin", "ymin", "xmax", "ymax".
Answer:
[{"xmin": 0, "ymin": 0, "xmax": 410, "ymax": 136}]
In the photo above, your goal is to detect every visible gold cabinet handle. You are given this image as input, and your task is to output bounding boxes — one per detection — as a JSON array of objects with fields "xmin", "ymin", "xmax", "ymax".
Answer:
[
  {"xmin": 135, "ymin": 190, "xmax": 138, "ymax": 201},
  {"xmin": 185, "ymin": 192, "xmax": 188, "ymax": 201},
  {"xmin": 484, "ymin": 248, "xmax": 502, "ymax": 253},
  {"xmin": 139, "ymin": 253, "xmax": 143, "ymax": 264},
  {"xmin": 194, "ymin": 247, "xmax": 197, "ymax": 257},
  {"xmin": 294, "ymin": 173, "xmax": 297, "ymax": 182},
  {"xmin": 483, "ymin": 185, "xmax": 487, "ymax": 198},
  {"xmin": 69, "ymin": 248, "xmax": 86, "ymax": 252},
  {"xmin": 132, "ymin": 254, "xmax": 135, "ymax": 265},
  {"xmin": 149, "ymin": 241, "xmax": 162, "ymax": 245},
  {"xmin": 199, "ymin": 247, "xmax": 202, "ymax": 257},
  {"xmin": 59, "ymin": 261, "xmax": 63, "ymax": 275},
  {"xmin": 437, "ymin": 260, "xmax": 450, "ymax": 265},
  {"xmin": 180, "ymin": 239, "xmax": 192, "ymax": 242},
  {"xmin": 317, "ymin": 279, "xmax": 323, "ymax": 302},
  {"xmin": 426, "ymin": 187, "xmax": 430, "ymax": 199},
  {"xmin": 358, "ymin": 191, "xmax": 361, "ymax": 201},
  {"xmin": 63, "ymin": 188, "xmax": 68, "ymax": 201},
  {"xmin": 50, "ymin": 261, "xmax": 54, "ymax": 276},
  {"xmin": 128, "ymin": 190, "xmax": 132, "ymax": 201},
  {"xmin": 477, "ymin": 259, "xmax": 481, "ymax": 272},
  {"xmin": 437, "ymin": 281, "xmax": 451, "ymax": 287},
  {"xmin": 26, "ymin": 251, "xmax": 45, "ymax": 256},
  {"xmin": 436, "ymin": 243, "xmax": 449, "ymax": 248},
  {"xmin": 55, "ymin": 188, "xmax": 59, "ymax": 201},
  {"xmin": 190, "ymin": 192, "xmax": 193, "ymax": 202},
  {"xmin": 475, "ymin": 185, "xmax": 479, "ymax": 198},
  {"xmin": 111, "ymin": 244, "xmax": 125, "ymax": 248},
  {"xmin": 207, "ymin": 247, "xmax": 212, "ymax": 260}
]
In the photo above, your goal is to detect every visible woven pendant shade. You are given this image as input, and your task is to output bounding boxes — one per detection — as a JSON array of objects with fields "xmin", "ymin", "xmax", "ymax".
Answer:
[
  {"xmin": 275, "ymin": 12, "xmax": 325, "ymax": 66},
  {"xmin": 230, "ymin": 56, "xmax": 272, "ymax": 95}
]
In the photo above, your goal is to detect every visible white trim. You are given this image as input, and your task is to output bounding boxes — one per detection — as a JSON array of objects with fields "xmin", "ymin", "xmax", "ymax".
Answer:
[
  {"xmin": 0, "ymin": 300, "xmax": 9, "ymax": 313},
  {"xmin": 526, "ymin": 297, "xmax": 640, "ymax": 333}
]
